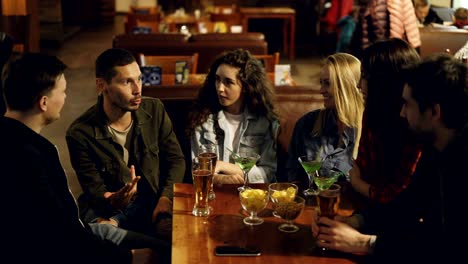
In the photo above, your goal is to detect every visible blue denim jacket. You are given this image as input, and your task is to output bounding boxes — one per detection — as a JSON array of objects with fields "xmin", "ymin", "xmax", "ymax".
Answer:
[
  {"xmin": 286, "ymin": 109, "xmax": 356, "ymax": 185},
  {"xmin": 191, "ymin": 109, "xmax": 279, "ymax": 183}
]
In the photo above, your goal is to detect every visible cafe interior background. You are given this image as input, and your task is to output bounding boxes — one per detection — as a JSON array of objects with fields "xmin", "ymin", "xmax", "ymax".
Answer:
[{"xmin": 1, "ymin": 0, "xmax": 467, "ymax": 196}]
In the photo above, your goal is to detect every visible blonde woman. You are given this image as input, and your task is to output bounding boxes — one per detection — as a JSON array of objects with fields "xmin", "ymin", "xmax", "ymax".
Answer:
[{"xmin": 286, "ymin": 53, "xmax": 364, "ymax": 190}]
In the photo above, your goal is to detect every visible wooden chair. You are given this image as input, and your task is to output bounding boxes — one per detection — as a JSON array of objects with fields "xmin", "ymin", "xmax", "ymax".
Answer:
[
  {"xmin": 0, "ymin": 14, "xmax": 30, "ymax": 52},
  {"xmin": 254, "ymin": 52, "xmax": 280, "ymax": 73},
  {"xmin": 139, "ymin": 53, "xmax": 199, "ymax": 74}
]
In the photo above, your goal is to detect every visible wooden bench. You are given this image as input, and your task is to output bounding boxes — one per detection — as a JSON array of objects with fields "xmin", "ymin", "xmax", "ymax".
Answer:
[
  {"xmin": 419, "ymin": 27, "xmax": 468, "ymax": 58},
  {"xmin": 112, "ymin": 32, "xmax": 268, "ymax": 74}
]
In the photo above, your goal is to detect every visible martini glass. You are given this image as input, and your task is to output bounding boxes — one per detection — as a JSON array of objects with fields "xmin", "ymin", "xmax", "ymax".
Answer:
[
  {"xmin": 314, "ymin": 167, "xmax": 343, "ymax": 192},
  {"xmin": 298, "ymin": 155, "xmax": 323, "ymax": 196},
  {"xmin": 232, "ymin": 151, "xmax": 261, "ymax": 191}
]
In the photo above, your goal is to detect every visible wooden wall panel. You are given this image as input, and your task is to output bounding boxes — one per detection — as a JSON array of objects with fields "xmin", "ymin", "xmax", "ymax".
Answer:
[{"xmin": 1, "ymin": 0, "xmax": 39, "ymax": 52}]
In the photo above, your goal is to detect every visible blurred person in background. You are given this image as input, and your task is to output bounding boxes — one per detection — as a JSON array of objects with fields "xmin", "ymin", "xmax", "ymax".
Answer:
[
  {"xmin": 453, "ymin": 7, "xmax": 468, "ymax": 29},
  {"xmin": 413, "ymin": 0, "xmax": 443, "ymax": 26}
]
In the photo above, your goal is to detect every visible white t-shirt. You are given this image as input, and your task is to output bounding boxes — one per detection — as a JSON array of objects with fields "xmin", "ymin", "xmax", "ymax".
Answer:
[{"xmin": 223, "ymin": 110, "xmax": 243, "ymax": 154}]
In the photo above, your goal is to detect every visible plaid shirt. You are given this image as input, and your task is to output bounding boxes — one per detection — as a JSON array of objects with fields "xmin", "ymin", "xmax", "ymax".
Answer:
[{"xmin": 356, "ymin": 124, "xmax": 422, "ymax": 204}]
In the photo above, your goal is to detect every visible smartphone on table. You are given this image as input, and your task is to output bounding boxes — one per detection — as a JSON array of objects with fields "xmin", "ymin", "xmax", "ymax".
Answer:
[{"xmin": 214, "ymin": 246, "xmax": 261, "ymax": 256}]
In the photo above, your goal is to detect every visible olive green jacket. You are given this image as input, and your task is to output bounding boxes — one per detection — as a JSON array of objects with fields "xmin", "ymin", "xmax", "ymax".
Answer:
[{"xmin": 66, "ymin": 96, "xmax": 185, "ymax": 220}]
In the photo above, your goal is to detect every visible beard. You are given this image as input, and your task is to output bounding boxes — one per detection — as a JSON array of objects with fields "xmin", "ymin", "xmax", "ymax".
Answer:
[
  {"xmin": 408, "ymin": 127, "xmax": 435, "ymax": 145},
  {"xmin": 107, "ymin": 90, "xmax": 140, "ymax": 113}
]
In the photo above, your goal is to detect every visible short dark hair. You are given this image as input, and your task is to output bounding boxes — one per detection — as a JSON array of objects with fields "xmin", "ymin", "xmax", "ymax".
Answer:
[
  {"xmin": 2, "ymin": 53, "xmax": 66, "ymax": 111},
  {"xmin": 95, "ymin": 48, "xmax": 136, "ymax": 82},
  {"xmin": 404, "ymin": 53, "xmax": 467, "ymax": 129}
]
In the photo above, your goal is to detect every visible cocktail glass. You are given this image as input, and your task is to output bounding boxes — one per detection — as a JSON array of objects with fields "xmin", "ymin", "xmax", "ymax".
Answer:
[
  {"xmin": 232, "ymin": 151, "xmax": 261, "ymax": 191},
  {"xmin": 198, "ymin": 143, "xmax": 217, "ymax": 200},
  {"xmin": 298, "ymin": 155, "xmax": 323, "ymax": 196},
  {"xmin": 314, "ymin": 167, "xmax": 343, "ymax": 192},
  {"xmin": 272, "ymin": 195, "xmax": 305, "ymax": 233},
  {"xmin": 268, "ymin": 182, "xmax": 298, "ymax": 218},
  {"xmin": 239, "ymin": 188, "xmax": 269, "ymax": 225}
]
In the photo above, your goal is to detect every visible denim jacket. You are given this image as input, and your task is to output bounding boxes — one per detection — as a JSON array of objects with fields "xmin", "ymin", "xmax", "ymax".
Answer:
[
  {"xmin": 286, "ymin": 109, "xmax": 356, "ymax": 186},
  {"xmin": 66, "ymin": 96, "xmax": 185, "ymax": 227},
  {"xmin": 191, "ymin": 109, "xmax": 279, "ymax": 183}
]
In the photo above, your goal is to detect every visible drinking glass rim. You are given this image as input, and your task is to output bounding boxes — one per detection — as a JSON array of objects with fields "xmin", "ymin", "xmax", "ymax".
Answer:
[
  {"xmin": 199, "ymin": 143, "xmax": 217, "ymax": 152},
  {"xmin": 268, "ymin": 182, "xmax": 298, "ymax": 191},
  {"xmin": 298, "ymin": 155, "xmax": 323, "ymax": 162},
  {"xmin": 233, "ymin": 151, "xmax": 260, "ymax": 159},
  {"xmin": 318, "ymin": 183, "xmax": 341, "ymax": 194}
]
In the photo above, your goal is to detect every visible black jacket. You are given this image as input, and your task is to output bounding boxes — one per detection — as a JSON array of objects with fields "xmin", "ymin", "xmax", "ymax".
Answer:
[
  {"xmin": 423, "ymin": 8, "xmax": 444, "ymax": 25},
  {"xmin": 362, "ymin": 126, "xmax": 467, "ymax": 263},
  {"xmin": 0, "ymin": 117, "xmax": 131, "ymax": 264}
]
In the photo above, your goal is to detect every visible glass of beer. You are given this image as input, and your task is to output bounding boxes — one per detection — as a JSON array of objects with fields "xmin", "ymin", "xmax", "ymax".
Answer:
[
  {"xmin": 198, "ymin": 143, "xmax": 217, "ymax": 200},
  {"xmin": 192, "ymin": 157, "xmax": 213, "ymax": 217},
  {"xmin": 315, "ymin": 183, "xmax": 341, "ymax": 250}
]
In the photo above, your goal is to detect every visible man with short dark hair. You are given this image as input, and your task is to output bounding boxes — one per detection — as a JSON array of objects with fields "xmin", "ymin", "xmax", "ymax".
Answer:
[
  {"xmin": 66, "ymin": 48, "xmax": 185, "ymax": 246},
  {"xmin": 0, "ymin": 53, "xmax": 132, "ymax": 263}
]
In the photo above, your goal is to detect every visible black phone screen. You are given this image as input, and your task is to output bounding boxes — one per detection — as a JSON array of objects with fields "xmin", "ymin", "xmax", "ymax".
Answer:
[{"xmin": 214, "ymin": 246, "xmax": 261, "ymax": 256}]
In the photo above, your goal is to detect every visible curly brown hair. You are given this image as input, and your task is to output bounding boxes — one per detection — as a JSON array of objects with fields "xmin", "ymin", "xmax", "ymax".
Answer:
[{"xmin": 186, "ymin": 49, "xmax": 278, "ymax": 137}]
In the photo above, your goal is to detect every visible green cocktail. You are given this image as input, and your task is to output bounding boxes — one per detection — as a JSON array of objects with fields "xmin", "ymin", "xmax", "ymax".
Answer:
[
  {"xmin": 298, "ymin": 155, "xmax": 323, "ymax": 196},
  {"xmin": 299, "ymin": 160, "xmax": 322, "ymax": 174},
  {"xmin": 314, "ymin": 170, "xmax": 342, "ymax": 191},
  {"xmin": 234, "ymin": 157, "xmax": 257, "ymax": 172},
  {"xmin": 232, "ymin": 151, "xmax": 261, "ymax": 191}
]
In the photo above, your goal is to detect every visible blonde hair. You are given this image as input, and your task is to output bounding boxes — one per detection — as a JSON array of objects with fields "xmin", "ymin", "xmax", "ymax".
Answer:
[{"xmin": 325, "ymin": 53, "xmax": 364, "ymax": 158}]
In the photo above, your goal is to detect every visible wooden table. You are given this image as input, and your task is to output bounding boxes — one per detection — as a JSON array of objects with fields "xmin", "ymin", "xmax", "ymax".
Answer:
[
  {"xmin": 172, "ymin": 183, "xmax": 363, "ymax": 264},
  {"xmin": 240, "ymin": 7, "xmax": 296, "ymax": 60}
]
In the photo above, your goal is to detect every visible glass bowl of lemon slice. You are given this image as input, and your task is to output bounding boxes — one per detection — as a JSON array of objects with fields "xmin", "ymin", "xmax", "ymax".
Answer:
[
  {"xmin": 239, "ymin": 188, "xmax": 269, "ymax": 225},
  {"xmin": 268, "ymin": 183, "xmax": 298, "ymax": 217}
]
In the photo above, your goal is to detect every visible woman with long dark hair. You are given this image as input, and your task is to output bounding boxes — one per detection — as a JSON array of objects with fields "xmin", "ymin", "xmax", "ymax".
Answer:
[{"xmin": 187, "ymin": 49, "xmax": 279, "ymax": 184}]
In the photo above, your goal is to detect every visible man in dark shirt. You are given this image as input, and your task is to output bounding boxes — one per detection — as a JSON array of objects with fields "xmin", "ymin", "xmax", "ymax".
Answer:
[
  {"xmin": 1, "ymin": 53, "xmax": 132, "ymax": 263},
  {"xmin": 414, "ymin": 0, "xmax": 444, "ymax": 25}
]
